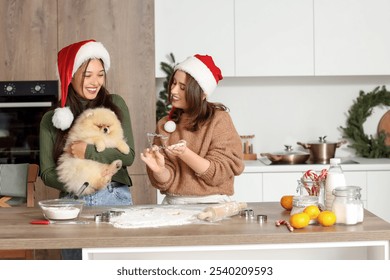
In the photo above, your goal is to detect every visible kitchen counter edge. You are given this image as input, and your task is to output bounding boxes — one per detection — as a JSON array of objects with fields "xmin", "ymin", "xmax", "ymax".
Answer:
[{"xmin": 243, "ymin": 157, "xmax": 390, "ymax": 173}]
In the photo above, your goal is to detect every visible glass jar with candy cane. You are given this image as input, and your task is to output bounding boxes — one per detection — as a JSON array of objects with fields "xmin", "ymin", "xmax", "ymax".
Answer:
[{"xmin": 296, "ymin": 169, "xmax": 328, "ymax": 210}]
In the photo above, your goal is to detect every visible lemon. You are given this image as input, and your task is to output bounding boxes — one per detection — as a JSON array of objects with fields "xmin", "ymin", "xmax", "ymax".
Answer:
[
  {"xmin": 303, "ymin": 205, "xmax": 321, "ymax": 220},
  {"xmin": 317, "ymin": 211, "xmax": 336, "ymax": 227},
  {"xmin": 289, "ymin": 212, "xmax": 310, "ymax": 229}
]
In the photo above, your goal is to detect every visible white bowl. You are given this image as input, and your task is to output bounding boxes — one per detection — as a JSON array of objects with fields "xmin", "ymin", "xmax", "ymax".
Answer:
[{"xmin": 38, "ymin": 199, "xmax": 84, "ymax": 221}]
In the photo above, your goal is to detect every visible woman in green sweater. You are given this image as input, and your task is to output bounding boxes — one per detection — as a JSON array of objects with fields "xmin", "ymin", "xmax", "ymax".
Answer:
[
  {"xmin": 40, "ymin": 39, "xmax": 135, "ymax": 205},
  {"xmin": 141, "ymin": 54, "xmax": 244, "ymax": 204},
  {"xmin": 40, "ymin": 39, "xmax": 135, "ymax": 259}
]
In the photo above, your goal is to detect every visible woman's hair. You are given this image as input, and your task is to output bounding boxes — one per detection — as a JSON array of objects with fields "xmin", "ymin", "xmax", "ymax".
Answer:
[
  {"xmin": 53, "ymin": 59, "xmax": 122, "ymax": 162},
  {"xmin": 167, "ymin": 71, "xmax": 228, "ymax": 132}
]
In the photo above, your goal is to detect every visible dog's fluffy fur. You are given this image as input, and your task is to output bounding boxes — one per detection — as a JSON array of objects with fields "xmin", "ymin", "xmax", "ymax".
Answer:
[{"xmin": 57, "ymin": 107, "xmax": 130, "ymax": 196}]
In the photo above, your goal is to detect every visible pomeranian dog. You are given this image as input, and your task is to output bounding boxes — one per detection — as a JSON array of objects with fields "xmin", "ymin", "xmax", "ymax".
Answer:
[{"xmin": 57, "ymin": 107, "xmax": 130, "ymax": 196}]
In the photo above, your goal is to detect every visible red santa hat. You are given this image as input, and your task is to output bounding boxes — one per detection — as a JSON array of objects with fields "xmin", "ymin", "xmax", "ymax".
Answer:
[
  {"xmin": 174, "ymin": 54, "xmax": 223, "ymax": 96},
  {"xmin": 163, "ymin": 54, "xmax": 223, "ymax": 133},
  {"xmin": 52, "ymin": 39, "xmax": 111, "ymax": 130}
]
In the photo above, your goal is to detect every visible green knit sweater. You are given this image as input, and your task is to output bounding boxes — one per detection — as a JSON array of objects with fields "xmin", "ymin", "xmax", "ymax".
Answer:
[
  {"xmin": 39, "ymin": 94, "xmax": 135, "ymax": 193},
  {"xmin": 148, "ymin": 110, "xmax": 244, "ymax": 196}
]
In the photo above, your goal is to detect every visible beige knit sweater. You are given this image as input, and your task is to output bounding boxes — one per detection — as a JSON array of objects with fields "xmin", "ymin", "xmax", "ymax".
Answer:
[{"xmin": 147, "ymin": 110, "xmax": 244, "ymax": 196}]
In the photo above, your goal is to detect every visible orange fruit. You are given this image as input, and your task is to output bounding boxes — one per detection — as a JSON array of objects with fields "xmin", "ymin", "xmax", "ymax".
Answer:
[
  {"xmin": 289, "ymin": 212, "xmax": 310, "ymax": 229},
  {"xmin": 317, "ymin": 211, "xmax": 336, "ymax": 227},
  {"xmin": 303, "ymin": 205, "xmax": 321, "ymax": 220},
  {"xmin": 280, "ymin": 195, "xmax": 293, "ymax": 211}
]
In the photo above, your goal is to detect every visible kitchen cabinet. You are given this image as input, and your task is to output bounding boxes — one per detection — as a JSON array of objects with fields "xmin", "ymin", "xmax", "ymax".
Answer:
[
  {"xmin": 235, "ymin": 0, "xmax": 314, "ymax": 76},
  {"xmin": 263, "ymin": 172, "xmax": 303, "ymax": 200},
  {"xmin": 154, "ymin": 0, "xmax": 235, "ymax": 78},
  {"xmin": 232, "ymin": 173, "xmax": 263, "ymax": 202},
  {"xmin": 155, "ymin": 0, "xmax": 390, "ymax": 77},
  {"xmin": 314, "ymin": 0, "xmax": 390, "ymax": 75},
  {"xmin": 366, "ymin": 171, "xmax": 390, "ymax": 223},
  {"xmin": 156, "ymin": 173, "xmax": 262, "ymax": 204}
]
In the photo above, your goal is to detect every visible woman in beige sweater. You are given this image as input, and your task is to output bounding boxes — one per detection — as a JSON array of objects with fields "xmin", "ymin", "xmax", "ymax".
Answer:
[{"xmin": 141, "ymin": 54, "xmax": 244, "ymax": 204}]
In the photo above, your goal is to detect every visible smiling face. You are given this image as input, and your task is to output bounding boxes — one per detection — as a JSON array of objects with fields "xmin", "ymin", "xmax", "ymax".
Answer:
[
  {"xmin": 170, "ymin": 70, "xmax": 189, "ymax": 111},
  {"xmin": 71, "ymin": 59, "xmax": 106, "ymax": 100}
]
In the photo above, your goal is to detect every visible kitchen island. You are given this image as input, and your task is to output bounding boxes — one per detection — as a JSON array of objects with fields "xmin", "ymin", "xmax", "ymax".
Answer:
[{"xmin": 1, "ymin": 202, "xmax": 390, "ymax": 260}]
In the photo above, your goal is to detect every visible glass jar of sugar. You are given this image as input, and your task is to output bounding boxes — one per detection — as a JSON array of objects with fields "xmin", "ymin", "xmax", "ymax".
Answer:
[{"xmin": 331, "ymin": 186, "xmax": 364, "ymax": 225}]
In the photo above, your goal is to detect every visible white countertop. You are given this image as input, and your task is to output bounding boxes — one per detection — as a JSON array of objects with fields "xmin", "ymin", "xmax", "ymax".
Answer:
[{"xmin": 244, "ymin": 157, "xmax": 390, "ymax": 173}]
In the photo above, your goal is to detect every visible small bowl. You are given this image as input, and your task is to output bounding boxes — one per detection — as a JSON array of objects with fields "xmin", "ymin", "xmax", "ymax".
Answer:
[{"xmin": 38, "ymin": 199, "xmax": 84, "ymax": 221}]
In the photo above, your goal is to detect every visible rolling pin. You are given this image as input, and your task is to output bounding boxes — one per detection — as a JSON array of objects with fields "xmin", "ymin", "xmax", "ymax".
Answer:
[{"xmin": 197, "ymin": 201, "xmax": 248, "ymax": 222}]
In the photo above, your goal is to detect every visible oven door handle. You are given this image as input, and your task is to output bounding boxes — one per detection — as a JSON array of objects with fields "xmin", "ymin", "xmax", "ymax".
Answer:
[{"xmin": 0, "ymin": 102, "xmax": 53, "ymax": 108}]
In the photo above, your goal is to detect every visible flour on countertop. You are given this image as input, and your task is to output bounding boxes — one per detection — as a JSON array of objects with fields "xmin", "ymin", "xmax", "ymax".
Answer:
[{"xmin": 109, "ymin": 205, "xmax": 205, "ymax": 228}]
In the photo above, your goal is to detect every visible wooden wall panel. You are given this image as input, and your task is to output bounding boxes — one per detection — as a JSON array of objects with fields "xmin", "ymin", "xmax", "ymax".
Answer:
[
  {"xmin": 0, "ymin": 0, "xmax": 57, "ymax": 80},
  {"xmin": 130, "ymin": 174, "xmax": 157, "ymax": 205}
]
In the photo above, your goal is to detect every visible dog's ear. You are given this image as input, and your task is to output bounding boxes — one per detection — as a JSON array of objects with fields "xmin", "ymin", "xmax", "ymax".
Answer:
[{"xmin": 85, "ymin": 111, "xmax": 94, "ymax": 118}]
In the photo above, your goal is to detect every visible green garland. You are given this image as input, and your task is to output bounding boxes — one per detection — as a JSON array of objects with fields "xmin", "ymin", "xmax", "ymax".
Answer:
[{"xmin": 340, "ymin": 86, "xmax": 390, "ymax": 158}]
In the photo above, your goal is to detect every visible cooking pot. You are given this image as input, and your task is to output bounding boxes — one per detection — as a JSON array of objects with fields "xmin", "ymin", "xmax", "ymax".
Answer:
[
  {"xmin": 260, "ymin": 145, "xmax": 310, "ymax": 164},
  {"xmin": 297, "ymin": 136, "xmax": 346, "ymax": 164}
]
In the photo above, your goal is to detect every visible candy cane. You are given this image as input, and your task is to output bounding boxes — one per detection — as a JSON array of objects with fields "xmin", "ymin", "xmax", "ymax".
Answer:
[
  {"xmin": 275, "ymin": 219, "xmax": 294, "ymax": 232},
  {"xmin": 303, "ymin": 169, "xmax": 318, "ymax": 181},
  {"xmin": 318, "ymin": 168, "xmax": 328, "ymax": 180}
]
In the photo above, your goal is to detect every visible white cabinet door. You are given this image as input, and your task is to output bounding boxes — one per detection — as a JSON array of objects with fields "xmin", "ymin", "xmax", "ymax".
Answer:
[
  {"xmin": 366, "ymin": 171, "xmax": 390, "ymax": 223},
  {"xmin": 235, "ymin": 0, "xmax": 314, "ymax": 76},
  {"xmin": 233, "ymin": 173, "xmax": 263, "ymax": 202},
  {"xmin": 314, "ymin": 0, "xmax": 390, "ymax": 75},
  {"xmin": 156, "ymin": 173, "xmax": 262, "ymax": 204},
  {"xmin": 154, "ymin": 0, "xmax": 235, "ymax": 77},
  {"xmin": 344, "ymin": 171, "xmax": 367, "ymax": 202},
  {"xmin": 263, "ymin": 172, "xmax": 303, "ymax": 201}
]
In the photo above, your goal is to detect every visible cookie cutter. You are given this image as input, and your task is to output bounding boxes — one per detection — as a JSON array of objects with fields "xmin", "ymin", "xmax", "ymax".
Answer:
[
  {"xmin": 94, "ymin": 210, "xmax": 125, "ymax": 223},
  {"xmin": 240, "ymin": 208, "xmax": 255, "ymax": 219},
  {"xmin": 257, "ymin": 214, "xmax": 268, "ymax": 224},
  {"xmin": 146, "ymin": 132, "xmax": 168, "ymax": 150}
]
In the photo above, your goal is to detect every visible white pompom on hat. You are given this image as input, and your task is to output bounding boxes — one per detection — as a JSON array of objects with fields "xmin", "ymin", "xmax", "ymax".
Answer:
[
  {"xmin": 174, "ymin": 54, "xmax": 223, "ymax": 96},
  {"xmin": 52, "ymin": 39, "xmax": 111, "ymax": 130}
]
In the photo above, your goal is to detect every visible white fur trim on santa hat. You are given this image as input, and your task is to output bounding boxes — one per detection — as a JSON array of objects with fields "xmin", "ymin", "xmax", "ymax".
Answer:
[
  {"xmin": 52, "ymin": 107, "xmax": 74, "ymax": 131},
  {"xmin": 72, "ymin": 41, "xmax": 110, "ymax": 76},
  {"xmin": 174, "ymin": 57, "xmax": 217, "ymax": 96}
]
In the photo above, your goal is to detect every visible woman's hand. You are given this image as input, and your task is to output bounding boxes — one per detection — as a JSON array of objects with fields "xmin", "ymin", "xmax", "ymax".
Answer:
[
  {"xmin": 165, "ymin": 140, "xmax": 187, "ymax": 156},
  {"xmin": 140, "ymin": 145, "xmax": 165, "ymax": 173},
  {"xmin": 65, "ymin": 141, "xmax": 87, "ymax": 159}
]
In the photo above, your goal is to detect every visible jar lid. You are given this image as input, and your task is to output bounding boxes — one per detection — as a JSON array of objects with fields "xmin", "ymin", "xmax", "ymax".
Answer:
[{"xmin": 333, "ymin": 186, "xmax": 362, "ymax": 196}]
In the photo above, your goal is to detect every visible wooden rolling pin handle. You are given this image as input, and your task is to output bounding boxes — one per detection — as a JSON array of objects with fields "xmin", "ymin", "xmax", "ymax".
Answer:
[
  {"xmin": 197, "ymin": 202, "xmax": 248, "ymax": 221},
  {"xmin": 197, "ymin": 211, "xmax": 212, "ymax": 220}
]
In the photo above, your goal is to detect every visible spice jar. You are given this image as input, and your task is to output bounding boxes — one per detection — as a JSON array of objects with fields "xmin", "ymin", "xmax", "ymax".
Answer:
[
  {"xmin": 331, "ymin": 186, "xmax": 364, "ymax": 225},
  {"xmin": 291, "ymin": 195, "xmax": 319, "ymax": 224}
]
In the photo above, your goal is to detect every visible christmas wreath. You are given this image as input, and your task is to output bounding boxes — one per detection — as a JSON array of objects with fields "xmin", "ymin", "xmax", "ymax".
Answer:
[{"xmin": 340, "ymin": 86, "xmax": 390, "ymax": 158}]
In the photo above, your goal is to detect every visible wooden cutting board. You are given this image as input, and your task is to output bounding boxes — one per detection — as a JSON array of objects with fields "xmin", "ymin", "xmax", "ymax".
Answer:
[{"xmin": 377, "ymin": 110, "xmax": 390, "ymax": 146}]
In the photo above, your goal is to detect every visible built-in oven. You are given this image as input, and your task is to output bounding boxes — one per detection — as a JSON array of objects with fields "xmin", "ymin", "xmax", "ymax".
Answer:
[{"xmin": 0, "ymin": 80, "xmax": 58, "ymax": 164}]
